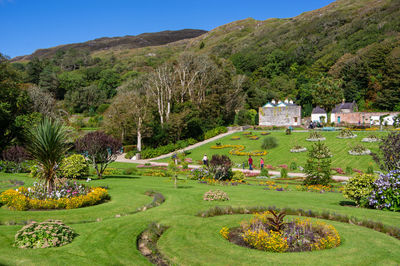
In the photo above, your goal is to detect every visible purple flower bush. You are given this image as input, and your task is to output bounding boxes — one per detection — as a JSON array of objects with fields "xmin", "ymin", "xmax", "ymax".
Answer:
[{"xmin": 368, "ymin": 170, "xmax": 400, "ymax": 211}]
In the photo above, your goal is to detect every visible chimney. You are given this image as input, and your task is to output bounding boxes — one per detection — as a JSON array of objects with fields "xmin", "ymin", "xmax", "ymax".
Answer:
[
  {"xmin": 289, "ymin": 100, "xmax": 293, "ymax": 104},
  {"xmin": 271, "ymin": 99, "xmax": 276, "ymax": 104},
  {"xmin": 342, "ymin": 99, "xmax": 345, "ymax": 104},
  {"xmin": 284, "ymin": 98, "xmax": 289, "ymax": 104}
]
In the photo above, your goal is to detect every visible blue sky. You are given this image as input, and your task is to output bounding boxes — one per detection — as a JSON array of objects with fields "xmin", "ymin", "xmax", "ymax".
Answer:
[{"xmin": 0, "ymin": 0, "xmax": 335, "ymax": 58}]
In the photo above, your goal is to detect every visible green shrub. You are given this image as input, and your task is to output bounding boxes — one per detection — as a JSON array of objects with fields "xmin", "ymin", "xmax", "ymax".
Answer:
[
  {"xmin": 260, "ymin": 168, "xmax": 269, "ymax": 177},
  {"xmin": 204, "ymin": 126, "xmax": 228, "ymax": 140},
  {"xmin": 289, "ymin": 162, "xmax": 297, "ymax": 171},
  {"xmin": 125, "ymin": 150, "xmax": 137, "ymax": 159},
  {"xmin": 123, "ymin": 145, "xmax": 137, "ymax": 153},
  {"xmin": 59, "ymin": 154, "xmax": 89, "ymax": 179},
  {"xmin": 123, "ymin": 167, "xmax": 138, "ymax": 175},
  {"xmin": 345, "ymin": 166, "xmax": 353, "ymax": 175},
  {"xmin": 261, "ymin": 136, "xmax": 278, "ymax": 149},
  {"xmin": 304, "ymin": 142, "xmax": 332, "ymax": 185},
  {"xmin": 96, "ymin": 104, "xmax": 110, "ymax": 114},
  {"xmin": 14, "ymin": 220, "xmax": 76, "ymax": 249},
  {"xmin": 343, "ymin": 174, "xmax": 377, "ymax": 206},
  {"xmin": 280, "ymin": 168, "xmax": 288, "ymax": 178},
  {"xmin": 232, "ymin": 171, "xmax": 246, "ymax": 181},
  {"xmin": 367, "ymin": 165, "xmax": 374, "ymax": 174}
]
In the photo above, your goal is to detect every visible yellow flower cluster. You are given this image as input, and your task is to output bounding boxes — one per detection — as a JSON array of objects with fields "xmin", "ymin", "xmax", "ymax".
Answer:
[
  {"xmin": 0, "ymin": 187, "xmax": 109, "ymax": 211},
  {"xmin": 220, "ymin": 227, "xmax": 230, "ymax": 239},
  {"xmin": 210, "ymin": 144, "xmax": 267, "ymax": 156},
  {"xmin": 259, "ymin": 181, "xmax": 287, "ymax": 191},
  {"xmin": 310, "ymin": 221, "xmax": 341, "ymax": 250},
  {"xmin": 296, "ymin": 184, "xmax": 333, "ymax": 192},
  {"xmin": 346, "ymin": 127, "xmax": 379, "ymax": 131},
  {"xmin": 242, "ymin": 229, "xmax": 288, "ymax": 252}
]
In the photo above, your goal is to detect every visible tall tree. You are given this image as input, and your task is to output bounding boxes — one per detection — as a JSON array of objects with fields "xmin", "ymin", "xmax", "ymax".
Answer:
[{"xmin": 311, "ymin": 76, "xmax": 344, "ymax": 123}]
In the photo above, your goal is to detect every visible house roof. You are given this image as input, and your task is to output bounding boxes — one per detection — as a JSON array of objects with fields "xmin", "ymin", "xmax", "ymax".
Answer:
[
  {"xmin": 312, "ymin": 106, "xmax": 326, "ymax": 114},
  {"xmin": 332, "ymin": 101, "xmax": 357, "ymax": 113},
  {"xmin": 262, "ymin": 101, "xmax": 299, "ymax": 108}
]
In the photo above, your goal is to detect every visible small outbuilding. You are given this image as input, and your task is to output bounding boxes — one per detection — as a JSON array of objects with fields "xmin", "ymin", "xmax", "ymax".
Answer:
[{"xmin": 259, "ymin": 99, "xmax": 301, "ymax": 126}]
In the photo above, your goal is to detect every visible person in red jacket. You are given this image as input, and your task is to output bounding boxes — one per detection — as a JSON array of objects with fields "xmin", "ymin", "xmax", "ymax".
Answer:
[{"xmin": 248, "ymin": 155, "xmax": 253, "ymax": 170}]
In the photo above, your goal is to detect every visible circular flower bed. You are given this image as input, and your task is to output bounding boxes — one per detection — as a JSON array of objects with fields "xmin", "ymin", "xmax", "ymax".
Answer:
[
  {"xmin": 306, "ymin": 132, "xmax": 325, "ymax": 142},
  {"xmin": 260, "ymin": 132, "xmax": 270, "ymax": 136},
  {"xmin": 337, "ymin": 129, "xmax": 357, "ymax": 139},
  {"xmin": 348, "ymin": 144, "xmax": 371, "ymax": 156},
  {"xmin": 242, "ymin": 132, "xmax": 252, "ymax": 136},
  {"xmin": 290, "ymin": 146, "xmax": 307, "ymax": 153},
  {"xmin": 14, "ymin": 220, "xmax": 76, "ymax": 249},
  {"xmin": 362, "ymin": 135, "xmax": 380, "ymax": 143},
  {"xmin": 248, "ymin": 136, "xmax": 259, "ymax": 140},
  {"xmin": 221, "ymin": 211, "xmax": 340, "ymax": 253},
  {"xmin": 203, "ymin": 190, "xmax": 229, "ymax": 201},
  {"xmin": 0, "ymin": 180, "xmax": 110, "ymax": 210}
]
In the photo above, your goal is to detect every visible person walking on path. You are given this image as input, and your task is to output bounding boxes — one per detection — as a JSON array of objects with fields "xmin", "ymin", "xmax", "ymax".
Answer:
[
  {"xmin": 248, "ymin": 155, "xmax": 253, "ymax": 170},
  {"xmin": 260, "ymin": 158, "xmax": 264, "ymax": 170},
  {"xmin": 202, "ymin": 154, "xmax": 209, "ymax": 167}
]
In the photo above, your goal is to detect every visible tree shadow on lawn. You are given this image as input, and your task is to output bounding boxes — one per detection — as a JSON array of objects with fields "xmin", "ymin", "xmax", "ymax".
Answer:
[{"xmin": 339, "ymin": 200, "xmax": 357, "ymax": 207}]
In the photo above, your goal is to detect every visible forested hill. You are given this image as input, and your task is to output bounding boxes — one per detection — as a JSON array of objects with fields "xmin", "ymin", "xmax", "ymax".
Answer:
[
  {"xmin": 12, "ymin": 29, "xmax": 207, "ymax": 61},
  {"xmin": 2, "ymin": 0, "xmax": 399, "ymax": 149}
]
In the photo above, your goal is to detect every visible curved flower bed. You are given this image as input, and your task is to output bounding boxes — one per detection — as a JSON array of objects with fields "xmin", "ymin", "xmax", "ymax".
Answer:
[
  {"xmin": 203, "ymin": 189, "xmax": 229, "ymax": 201},
  {"xmin": 306, "ymin": 132, "xmax": 325, "ymax": 142},
  {"xmin": 0, "ymin": 186, "xmax": 109, "ymax": 210},
  {"xmin": 14, "ymin": 220, "xmax": 76, "ymax": 249},
  {"xmin": 211, "ymin": 144, "xmax": 267, "ymax": 156},
  {"xmin": 222, "ymin": 211, "xmax": 340, "ymax": 253}
]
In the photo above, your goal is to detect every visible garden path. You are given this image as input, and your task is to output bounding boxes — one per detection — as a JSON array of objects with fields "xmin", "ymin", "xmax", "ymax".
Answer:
[{"xmin": 116, "ymin": 129, "xmax": 240, "ymax": 163}]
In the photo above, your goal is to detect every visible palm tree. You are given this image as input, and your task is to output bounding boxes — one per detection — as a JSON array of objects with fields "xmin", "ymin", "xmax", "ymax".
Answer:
[{"xmin": 25, "ymin": 118, "xmax": 70, "ymax": 193}]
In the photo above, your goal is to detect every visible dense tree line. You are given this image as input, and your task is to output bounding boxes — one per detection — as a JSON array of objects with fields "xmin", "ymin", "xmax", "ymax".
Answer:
[{"xmin": 1, "ymin": 0, "xmax": 399, "ymax": 152}]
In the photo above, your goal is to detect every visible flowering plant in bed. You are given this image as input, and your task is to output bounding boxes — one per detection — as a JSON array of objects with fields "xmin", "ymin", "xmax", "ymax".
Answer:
[
  {"xmin": 337, "ymin": 129, "xmax": 357, "ymax": 139},
  {"xmin": 0, "ymin": 179, "xmax": 110, "ymax": 210},
  {"xmin": 290, "ymin": 145, "xmax": 307, "ymax": 153},
  {"xmin": 203, "ymin": 189, "xmax": 229, "ymax": 201},
  {"xmin": 230, "ymin": 136, "xmax": 240, "ymax": 140},
  {"xmin": 14, "ymin": 220, "xmax": 76, "ymax": 249},
  {"xmin": 306, "ymin": 131, "xmax": 326, "ymax": 141},
  {"xmin": 223, "ymin": 210, "xmax": 340, "ymax": 252},
  {"xmin": 368, "ymin": 170, "xmax": 400, "ymax": 211},
  {"xmin": 362, "ymin": 134, "xmax": 380, "ymax": 143},
  {"xmin": 348, "ymin": 144, "xmax": 371, "ymax": 156}
]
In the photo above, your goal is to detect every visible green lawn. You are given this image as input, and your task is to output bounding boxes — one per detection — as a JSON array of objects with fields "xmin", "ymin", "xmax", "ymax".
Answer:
[
  {"xmin": 158, "ymin": 130, "xmax": 388, "ymax": 173},
  {"xmin": 0, "ymin": 166, "xmax": 399, "ymax": 265}
]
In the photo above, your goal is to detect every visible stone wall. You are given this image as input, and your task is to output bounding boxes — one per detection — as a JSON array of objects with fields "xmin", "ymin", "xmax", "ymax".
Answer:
[
  {"xmin": 337, "ymin": 112, "xmax": 400, "ymax": 125},
  {"xmin": 259, "ymin": 106, "xmax": 301, "ymax": 126}
]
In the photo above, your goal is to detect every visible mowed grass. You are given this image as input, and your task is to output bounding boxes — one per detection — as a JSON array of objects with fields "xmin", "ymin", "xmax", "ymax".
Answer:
[
  {"xmin": 0, "ymin": 166, "xmax": 399, "ymax": 265},
  {"xmin": 158, "ymin": 130, "xmax": 389, "ymax": 173}
]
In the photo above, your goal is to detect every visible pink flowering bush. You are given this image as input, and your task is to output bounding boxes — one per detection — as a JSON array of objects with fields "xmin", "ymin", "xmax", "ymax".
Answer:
[
  {"xmin": 203, "ymin": 190, "xmax": 229, "ymax": 201},
  {"xmin": 14, "ymin": 220, "xmax": 76, "ymax": 249}
]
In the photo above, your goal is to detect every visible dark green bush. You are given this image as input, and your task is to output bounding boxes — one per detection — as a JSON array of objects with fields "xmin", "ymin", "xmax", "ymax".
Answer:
[
  {"xmin": 123, "ymin": 167, "xmax": 138, "ymax": 175},
  {"xmin": 304, "ymin": 142, "xmax": 332, "ymax": 185},
  {"xmin": 261, "ymin": 136, "xmax": 278, "ymax": 149},
  {"xmin": 204, "ymin": 126, "xmax": 228, "ymax": 140},
  {"xmin": 289, "ymin": 162, "xmax": 297, "ymax": 171},
  {"xmin": 280, "ymin": 168, "xmax": 288, "ymax": 178}
]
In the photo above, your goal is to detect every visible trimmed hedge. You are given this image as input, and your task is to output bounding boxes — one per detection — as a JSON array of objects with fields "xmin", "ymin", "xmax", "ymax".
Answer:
[{"xmin": 141, "ymin": 138, "xmax": 196, "ymax": 159}]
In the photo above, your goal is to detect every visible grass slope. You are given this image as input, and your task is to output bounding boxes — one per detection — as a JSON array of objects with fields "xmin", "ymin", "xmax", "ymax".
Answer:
[
  {"xmin": 158, "ymin": 130, "xmax": 388, "ymax": 172},
  {"xmin": 0, "ymin": 166, "xmax": 399, "ymax": 265}
]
